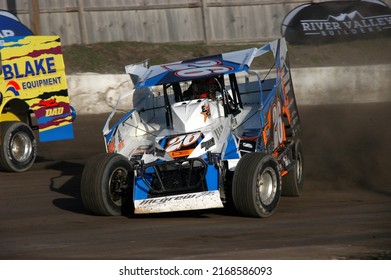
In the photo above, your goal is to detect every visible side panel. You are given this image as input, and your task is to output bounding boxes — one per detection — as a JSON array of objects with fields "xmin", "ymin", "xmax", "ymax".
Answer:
[
  {"xmin": 260, "ymin": 38, "xmax": 302, "ymax": 155},
  {"xmin": 274, "ymin": 38, "xmax": 301, "ymax": 139},
  {"xmin": 0, "ymin": 35, "xmax": 74, "ymax": 142}
]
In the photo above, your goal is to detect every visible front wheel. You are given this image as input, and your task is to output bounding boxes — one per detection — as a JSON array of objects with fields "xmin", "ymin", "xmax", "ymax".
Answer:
[
  {"xmin": 81, "ymin": 153, "xmax": 133, "ymax": 216},
  {"xmin": 0, "ymin": 121, "xmax": 37, "ymax": 172},
  {"xmin": 232, "ymin": 153, "xmax": 282, "ymax": 218}
]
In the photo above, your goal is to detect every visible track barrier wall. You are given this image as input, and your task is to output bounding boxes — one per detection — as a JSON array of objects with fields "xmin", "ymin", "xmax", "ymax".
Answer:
[{"xmin": 67, "ymin": 64, "xmax": 391, "ymax": 114}]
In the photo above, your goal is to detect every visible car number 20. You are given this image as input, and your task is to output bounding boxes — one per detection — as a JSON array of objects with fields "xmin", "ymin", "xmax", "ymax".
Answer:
[{"xmin": 165, "ymin": 132, "xmax": 202, "ymax": 152}]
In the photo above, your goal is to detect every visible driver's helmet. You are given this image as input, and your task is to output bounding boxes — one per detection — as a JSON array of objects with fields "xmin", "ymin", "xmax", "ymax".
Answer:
[{"xmin": 189, "ymin": 78, "xmax": 219, "ymax": 99}]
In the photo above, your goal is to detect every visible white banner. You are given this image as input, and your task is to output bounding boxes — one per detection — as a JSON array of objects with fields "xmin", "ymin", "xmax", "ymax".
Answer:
[{"xmin": 0, "ymin": 260, "xmax": 389, "ymax": 280}]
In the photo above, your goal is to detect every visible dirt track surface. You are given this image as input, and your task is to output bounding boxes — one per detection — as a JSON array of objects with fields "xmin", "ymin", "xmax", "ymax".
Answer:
[{"xmin": 1, "ymin": 103, "xmax": 390, "ymax": 260}]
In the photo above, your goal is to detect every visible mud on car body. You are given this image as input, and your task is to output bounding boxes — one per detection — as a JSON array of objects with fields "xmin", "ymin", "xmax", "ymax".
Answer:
[{"xmin": 81, "ymin": 38, "xmax": 303, "ymax": 218}]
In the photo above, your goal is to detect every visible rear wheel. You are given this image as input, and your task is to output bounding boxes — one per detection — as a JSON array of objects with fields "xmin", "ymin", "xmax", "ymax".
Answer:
[
  {"xmin": 0, "ymin": 121, "xmax": 37, "ymax": 172},
  {"xmin": 232, "ymin": 153, "xmax": 281, "ymax": 218},
  {"xmin": 282, "ymin": 140, "xmax": 304, "ymax": 197},
  {"xmin": 81, "ymin": 153, "xmax": 133, "ymax": 216}
]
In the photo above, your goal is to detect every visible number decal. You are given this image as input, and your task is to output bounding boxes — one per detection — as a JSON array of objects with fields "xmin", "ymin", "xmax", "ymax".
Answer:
[
  {"xmin": 165, "ymin": 135, "xmax": 186, "ymax": 153},
  {"xmin": 272, "ymin": 100, "xmax": 284, "ymax": 150},
  {"xmin": 165, "ymin": 132, "xmax": 202, "ymax": 153},
  {"xmin": 182, "ymin": 133, "xmax": 198, "ymax": 146},
  {"xmin": 163, "ymin": 60, "xmax": 234, "ymax": 78}
]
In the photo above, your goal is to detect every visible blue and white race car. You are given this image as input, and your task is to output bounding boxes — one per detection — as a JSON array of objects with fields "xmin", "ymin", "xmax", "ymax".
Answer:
[{"xmin": 81, "ymin": 38, "xmax": 304, "ymax": 218}]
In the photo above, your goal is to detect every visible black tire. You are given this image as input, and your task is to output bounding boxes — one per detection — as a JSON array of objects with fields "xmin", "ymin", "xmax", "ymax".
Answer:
[
  {"xmin": 232, "ymin": 153, "xmax": 282, "ymax": 218},
  {"xmin": 222, "ymin": 164, "xmax": 236, "ymax": 213},
  {"xmin": 81, "ymin": 153, "xmax": 133, "ymax": 216},
  {"xmin": 282, "ymin": 140, "xmax": 304, "ymax": 197},
  {"xmin": 283, "ymin": 115, "xmax": 293, "ymax": 138},
  {"xmin": 0, "ymin": 121, "xmax": 37, "ymax": 172}
]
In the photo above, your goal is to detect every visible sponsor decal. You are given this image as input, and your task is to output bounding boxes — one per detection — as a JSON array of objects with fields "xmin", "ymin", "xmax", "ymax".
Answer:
[
  {"xmin": 282, "ymin": 0, "xmax": 391, "ymax": 44},
  {"xmin": 35, "ymin": 103, "xmax": 72, "ymax": 127},
  {"xmin": 107, "ymin": 138, "xmax": 116, "ymax": 153},
  {"xmin": 2, "ymin": 56, "xmax": 64, "ymax": 92},
  {"xmin": 138, "ymin": 191, "xmax": 216, "ymax": 206},
  {"xmin": 134, "ymin": 190, "xmax": 224, "ymax": 213},
  {"xmin": 45, "ymin": 107, "xmax": 64, "ymax": 117},
  {"xmin": 106, "ymin": 129, "xmax": 125, "ymax": 153},
  {"xmin": 201, "ymin": 137, "xmax": 215, "ymax": 150},
  {"xmin": 201, "ymin": 104, "xmax": 211, "ymax": 122},
  {"xmin": 214, "ymin": 125, "xmax": 224, "ymax": 140},
  {"xmin": 2, "ymin": 57, "xmax": 56, "ymax": 80},
  {"xmin": 6, "ymin": 80, "xmax": 20, "ymax": 96},
  {"xmin": 21, "ymin": 77, "xmax": 62, "ymax": 90}
]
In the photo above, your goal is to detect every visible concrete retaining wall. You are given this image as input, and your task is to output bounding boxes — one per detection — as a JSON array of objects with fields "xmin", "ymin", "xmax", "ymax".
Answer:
[
  {"xmin": 67, "ymin": 73, "xmax": 133, "ymax": 114},
  {"xmin": 67, "ymin": 64, "xmax": 391, "ymax": 114},
  {"xmin": 292, "ymin": 64, "xmax": 391, "ymax": 105}
]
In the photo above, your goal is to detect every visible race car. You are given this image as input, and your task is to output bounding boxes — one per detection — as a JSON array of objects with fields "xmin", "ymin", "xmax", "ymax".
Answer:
[
  {"xmin": 81, "ymin": 37, "xmax": 303, "ymax": 218},
  {"xmin": 0, "ymin": 11, "xmax": 76, "ymax": 172}
]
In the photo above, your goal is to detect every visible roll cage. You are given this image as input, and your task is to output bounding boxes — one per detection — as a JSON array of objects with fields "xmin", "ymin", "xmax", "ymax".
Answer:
[{"xmin": 160, "ymin": 73, "xmax": 244, "ymax": 128}]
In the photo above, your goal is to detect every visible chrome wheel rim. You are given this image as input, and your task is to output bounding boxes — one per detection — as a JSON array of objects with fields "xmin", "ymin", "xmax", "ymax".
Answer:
[
  {"xmin": 11, "ymin": 132, "xmax": 33, "ymax": 162},
  {"xmin": 257, "ymin": 167, "xmax": 277, "ymax": 205}
]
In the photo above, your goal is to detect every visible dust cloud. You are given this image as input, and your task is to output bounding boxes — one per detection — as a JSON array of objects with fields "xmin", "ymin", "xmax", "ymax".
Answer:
[{"xmin": 300, "ymin": 102, "xmax": 391, "ymax": 195}]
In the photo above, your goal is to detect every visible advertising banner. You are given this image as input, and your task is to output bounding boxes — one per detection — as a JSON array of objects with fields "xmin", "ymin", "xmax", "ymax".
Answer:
[
  {"xmin": 0, "ymin": 10, "xmax": 33, "ymax": 37},
  {"xmin": 281, "ymin": 0, "xmax": 391, "ymax": 44}
]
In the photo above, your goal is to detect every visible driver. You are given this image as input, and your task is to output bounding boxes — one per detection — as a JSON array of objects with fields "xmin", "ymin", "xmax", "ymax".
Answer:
[{"xmin": 183, "ymin": 77, "xmax": 220, "ymax": 100}]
